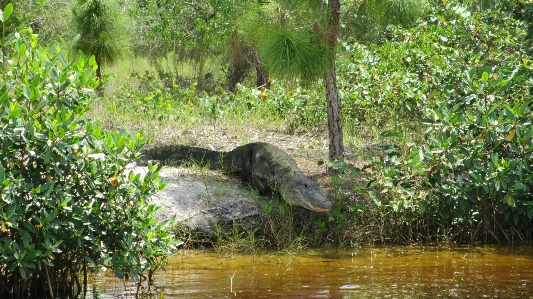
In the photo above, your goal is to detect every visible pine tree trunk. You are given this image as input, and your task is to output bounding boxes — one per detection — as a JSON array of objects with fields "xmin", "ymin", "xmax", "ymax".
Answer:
[
  {"xmin": 95, "ymin": 64, "xmax": 103, "ymax": 97},
  {"xmin": 252, "ymin": 50, "xmax": 269, "ymax": 88},
  {"xmin": 325, "ymin": 66, "xmax": 344, "ymax": 160},
  {"xmin": 325, "ymin": 0, "xmax": 344, "ymax": 160},
  {"xmin": 227, "ymin": 62, "xmax": 248, "ymax": 92}
]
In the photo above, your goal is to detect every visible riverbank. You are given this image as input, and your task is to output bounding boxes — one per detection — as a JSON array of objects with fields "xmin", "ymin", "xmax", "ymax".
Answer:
[{"xmin": 109, "ymin": 115, "xmax": 530, "ymax": 249}]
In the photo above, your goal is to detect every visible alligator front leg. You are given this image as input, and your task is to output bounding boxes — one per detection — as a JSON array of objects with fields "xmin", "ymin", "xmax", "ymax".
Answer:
[
  {"xmin": 250, "ymin": 175, "xmax": 268, "ymax": 194},
  {"xmin": 239, "ymin": 144, "xmax": 260, "ymax": 189}
]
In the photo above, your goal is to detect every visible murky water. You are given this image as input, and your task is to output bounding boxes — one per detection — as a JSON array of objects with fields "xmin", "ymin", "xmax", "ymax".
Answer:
[{"xmin": 87, "ymin": 246, "xmax": 533, "ymax": 298}]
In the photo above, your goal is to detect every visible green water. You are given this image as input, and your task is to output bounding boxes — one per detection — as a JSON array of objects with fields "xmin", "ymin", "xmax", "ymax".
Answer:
[{"xmin": 87, "ymin": 246, "xmax": 533, "ymax": 298}]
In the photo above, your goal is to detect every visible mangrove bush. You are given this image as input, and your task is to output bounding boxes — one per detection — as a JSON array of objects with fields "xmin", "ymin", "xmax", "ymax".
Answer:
[{"xmin": 0, "ymin": 8, "xmax": 180, "ymax": 298}]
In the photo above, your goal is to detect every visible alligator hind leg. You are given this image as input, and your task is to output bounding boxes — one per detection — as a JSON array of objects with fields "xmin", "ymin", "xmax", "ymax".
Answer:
[{"xmin": 239, "ymin": 144, "xmax": 254, "ymax": 186}]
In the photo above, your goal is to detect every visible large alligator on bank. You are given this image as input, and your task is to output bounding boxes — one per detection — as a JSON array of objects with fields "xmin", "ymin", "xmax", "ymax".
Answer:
[{"xmin": 138, "ymin": 142, "xmax": 332, "ymax": 212}]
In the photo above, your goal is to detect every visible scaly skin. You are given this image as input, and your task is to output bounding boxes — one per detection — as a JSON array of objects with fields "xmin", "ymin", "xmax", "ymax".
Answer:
[{"xmin": 138, "ymin": 142, "xmax": 332, "ymax": 212}]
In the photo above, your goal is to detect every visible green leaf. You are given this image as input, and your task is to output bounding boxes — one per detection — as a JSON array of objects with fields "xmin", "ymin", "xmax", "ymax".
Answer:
[
  {"xmin": 481, "ymin": 71, "xmax": 489, "ymax": 83},
  {"xmin": 84, "ymin": 256, "xmax": 96, "ymax": 266},
  {"xmin": 33, "ymin": 99, "xmax": 49, "ymax": 111},
  {"xmin": 71, "ymin": 34, "xmax": 81, "ymax": 49},
  {"xmin": 51, "ymin": 240, "xmax": 63, "ymax": 249},
  {"xmin": 18, "ymin": 43, "xmax": 27, "ymax": 56},
  {"xmin": 519, "ymin": 102, "xmax": 530, "ymax": 116},
  {"xmin": 509, "ymin": 143, "xmax": 520, "ymax": 154},
  {"xmin": 52, "ymin": 165, "xmax": 64, "ymax": 176},
  {"xmin": 22, "ymin": 84, "xmax": 30, "ymax": 100},
  {"xmin": 45, "ymin": 210, "xmax": 59, "ymax": 223},
  {"xmin": 18, "ymin": 266, "xmax": 28, "ymax": 279},
  {"xmin": 5, "ymin": 203, "xmax": 16, "ymax": 220},
  {"xmin": 97, "ymin": 256, "xmax": 112, "ymax": 265},
  {"xmin": 490, "ymin": 154, "xmax": 498, "ymax": 166},
  {"xmin": 43, "ymin": 147, "xmax": 53, "ymax": 164},
  {"xmin": 380, "ymin": 130, "xmax": 403, "ymax": 139},
  {"xmin": 0, "ymin": 90, "xmax": 7, "ymax": 101},
  {"xmin": 506, "ymin": 195, "xmax": 514, "ymax": 206},
  {"xmin": 368, "ymin": 191, "xmax": 382, "ymax": 206},
  {"xmin": 1, "ymin": 3, "xmax": 14, "ymax": 22},
  {"xmin": 114, "ymin": 267, "xmax": 124, "ymax": 279},
  {"xmin": 51, "ymin": 69, "xmax": 59, "ymax": 81},
  {"xmin": 19, "ymin": 228, "xmax": 32, "ymax": 248},
  {"xmin": 146, "ymin": 204, "xmax": 156, "ymax": 215},
  {"xmin": 58, "ymin": 52, "xmax": 69, "ymax": 67}
]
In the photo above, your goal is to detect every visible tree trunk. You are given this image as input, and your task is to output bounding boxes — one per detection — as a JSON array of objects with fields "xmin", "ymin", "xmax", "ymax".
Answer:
[
  {"xmin": 227, "ymin": 62, "xmax": 248, "ymax": 92},
  {"xmin": 95, "ymin": 63, "xmax": 104, "ymax": 97},
  {"xmin": 325, "ymin": 65, "xmax": 343, "ymax": 160},
  {"xmin": 228, "ymin": 27, "xmax": 248, "ymax": 92},
  {"xmin": 252, "ymin": 50, "xmax": 269, "ymax": 88},
  {"xmin": 325, "ymin": 0, "xmax": 344, "ymax": 160}
]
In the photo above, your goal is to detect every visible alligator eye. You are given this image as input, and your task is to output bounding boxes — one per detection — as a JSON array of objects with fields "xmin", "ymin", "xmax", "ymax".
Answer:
[{"xmin": 303, "ymin": 183, "xmax": 308, "ymax": 188}]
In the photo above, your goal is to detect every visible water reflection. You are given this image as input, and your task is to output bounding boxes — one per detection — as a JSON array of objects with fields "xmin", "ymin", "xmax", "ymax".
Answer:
[{"xmin": 86, "ymin": 246, "xmax": 533, "ymax": 298}]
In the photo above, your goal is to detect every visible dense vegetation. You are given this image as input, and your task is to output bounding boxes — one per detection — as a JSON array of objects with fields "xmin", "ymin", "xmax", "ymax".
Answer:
[
  {"xmin": 0, "ymin": 4, "xmax": 180, "ymax": 298},
  {"xmin": 1, "ymin": 0, "xmax": 533, "ymax": 296}
]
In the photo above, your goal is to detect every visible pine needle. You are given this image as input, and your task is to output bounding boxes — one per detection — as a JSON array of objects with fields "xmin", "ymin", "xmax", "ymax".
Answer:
[{"xmin": 260, "ymin": 30, "xmax": 325, "ymax": 83}]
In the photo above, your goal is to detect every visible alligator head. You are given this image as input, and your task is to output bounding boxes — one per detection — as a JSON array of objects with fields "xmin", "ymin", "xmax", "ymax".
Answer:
[
  {"xmin": 248, "ymin": 142, "xmax": 333, "ymax": 213},
  {"xmin": 275, "ymin": 174, "xmax": 332, "ymax": 212}
]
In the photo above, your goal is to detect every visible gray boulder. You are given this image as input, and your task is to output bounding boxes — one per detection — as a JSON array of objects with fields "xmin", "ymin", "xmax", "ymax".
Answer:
[{"xmin": 132, "ymin": 166, "xmax": 263, "ymax": 234}]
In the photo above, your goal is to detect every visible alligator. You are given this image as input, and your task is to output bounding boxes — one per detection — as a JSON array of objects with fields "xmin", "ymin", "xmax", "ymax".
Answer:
[{"xmin": 137, "ymin": 142, "xmax": 332, "ymax": 212}]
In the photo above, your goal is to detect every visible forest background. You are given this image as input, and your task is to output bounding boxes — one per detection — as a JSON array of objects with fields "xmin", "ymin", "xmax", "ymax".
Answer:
[{"xmin": 2, "ymin": 0, "xmax": 533, "ymax": 277}]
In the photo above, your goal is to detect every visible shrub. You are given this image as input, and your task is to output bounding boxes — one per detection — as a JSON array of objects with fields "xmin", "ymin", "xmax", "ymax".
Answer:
[
  {"xmin": 0, "ymin": 9, "xmax": 180, "ymax": 298},
  {"xmin": 424, "ymin": 67, "xmax": 533, "ymax": 243},
  {"xmin": 329, "ymin": 0, "xmax": 533, "ymax": 245},
  {"xmin": 332, "ymin": 67, "xmax": 533, "ymax": 244}
]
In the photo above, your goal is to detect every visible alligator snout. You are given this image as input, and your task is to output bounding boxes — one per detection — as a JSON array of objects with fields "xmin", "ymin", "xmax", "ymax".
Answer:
[{"xmin": 281, "ymin": 177, "xmax": 332, "ymax": 212}]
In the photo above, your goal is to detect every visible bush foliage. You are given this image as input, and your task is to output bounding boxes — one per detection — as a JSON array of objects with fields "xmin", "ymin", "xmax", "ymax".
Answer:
[
  {"xmin": 0, "ymin": 9, "xmax": 179, "ymax": 298},
  {"xmin": 331, "ymin": 1, "xmax": 533, "ymax": 244}
]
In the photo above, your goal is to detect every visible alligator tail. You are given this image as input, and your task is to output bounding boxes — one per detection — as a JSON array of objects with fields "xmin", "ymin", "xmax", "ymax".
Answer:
[{"xmin": 137, "ymin": 145, "xmax": 223, "ymax": 169}]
